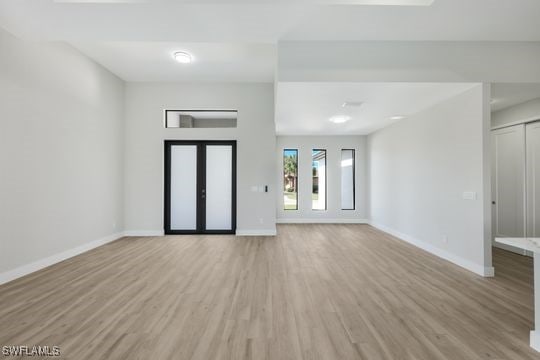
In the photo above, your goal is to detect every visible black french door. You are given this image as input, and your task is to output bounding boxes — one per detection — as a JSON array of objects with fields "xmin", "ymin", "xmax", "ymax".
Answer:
[{"xmin": 164, "ymin": 140, "xmax": 236, "ymax": 234}]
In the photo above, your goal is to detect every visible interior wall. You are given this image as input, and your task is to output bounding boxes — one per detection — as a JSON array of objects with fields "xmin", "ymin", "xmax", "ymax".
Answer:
[
  {"xmin": 492, "ymin": 97, "xmax": 540, "ymax": 128},
  {"xmin": 367, "ymin": 85, "xmax": 493, "ymax": 276},
  {"xmin": 276, "ymin": 136, "xmax": 367, "ymax": 222},
  {"xmin": 0, "ymin": 28, "xmax": 125, "ymax": 280},
  {"xmin": 124, "ymin": 82, "xmax": 276, "ymax": 235}
]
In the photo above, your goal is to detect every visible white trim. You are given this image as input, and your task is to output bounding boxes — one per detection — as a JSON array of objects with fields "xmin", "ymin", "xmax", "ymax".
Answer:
[
  {"xmin": 370, "ymin": 222, "xmax": 495, "ymax": 277},
  {"xmin": 277, "ymin": 218, "xmax": 369, "ymax": 224},
  {"xmin": 236, "ymin": 229, "xmax": 277, "ymax": 236},
  {"xmin": 483, "ymin": 266, "xmax": 495, "ymax": 277},
  {"xmin": 531, "ymin": 331, "xmax": 540, "ymax": 352},
  {"xmin": 0, "ymin": 232, "xmax": 124, "ymax": 285},
  {"xmin": 493, "ymin": 241, "xmax": 532, "ymax": 257},
  {"xmin": 123, "ymin": 230, "xmax": 164, "ymax": 237},
  {"xmin": 490, "ymin": 117, "xmax": 540, "ymax": 131}
]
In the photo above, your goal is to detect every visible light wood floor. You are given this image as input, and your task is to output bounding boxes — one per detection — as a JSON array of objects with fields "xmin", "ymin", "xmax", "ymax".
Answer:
[{"xmin": 0, "ymin": 224, "xmax": 537, "ymax": 359}]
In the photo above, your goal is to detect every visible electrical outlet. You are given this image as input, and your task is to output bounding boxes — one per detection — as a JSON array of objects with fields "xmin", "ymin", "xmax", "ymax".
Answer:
[
  {"xmin": 112, "ymin": 221, "xmax": 117, "ymax": 230},
  {"xmin": 259, "ymin": 218, "xmax": 264, "ymax": 224},
  {"xmin": 442, "ymin": 235, "xmax": 448, "ymax": 244}
]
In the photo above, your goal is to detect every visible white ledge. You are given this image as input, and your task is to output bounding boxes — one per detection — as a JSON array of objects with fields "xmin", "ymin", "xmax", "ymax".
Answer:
[{"xmin": 495, "ymin": 237, "xmax": 540, "ymax": 253}]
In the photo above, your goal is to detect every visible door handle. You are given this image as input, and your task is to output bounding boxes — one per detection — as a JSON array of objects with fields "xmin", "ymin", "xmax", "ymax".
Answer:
[{"xmin": 492, "ymin": 201, "xmax": 496, "ymax": 205}]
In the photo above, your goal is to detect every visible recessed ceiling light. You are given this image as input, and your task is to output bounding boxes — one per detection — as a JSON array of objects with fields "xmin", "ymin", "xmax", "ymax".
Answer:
[
  {"xmin": 390, "ymin": 115, "xmax": 406, "ymax": 120},
  {"xmin": 173, "ymin": 51, "xmax": 193, "ymax": 64},
  {"xmin": 329, "ymin": 115, "xmax": 351, "ymax": 124}
]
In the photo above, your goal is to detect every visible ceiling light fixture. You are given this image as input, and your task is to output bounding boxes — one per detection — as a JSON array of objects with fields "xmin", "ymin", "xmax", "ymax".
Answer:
[
  {"xmin": 329, "ymin": 115, "xmax": 351, "ymax": 124},
  {"xmin": 390, "ymin": 115, "xmax": 406, "ymax": 120},
  {"xmin": 173, "ymin": 51, "xmax": 193, "ymax": 64}
]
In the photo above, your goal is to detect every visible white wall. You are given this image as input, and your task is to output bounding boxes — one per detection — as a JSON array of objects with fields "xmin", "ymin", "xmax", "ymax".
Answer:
[
  {"xmin": 367, "ymin": 85, "xmax": 494, "ymax": 276},
  {"xmin": 492, "ymin": 97, "xmax": 540, "ymax": 128},
  {"xmin": 0, "ymin": 28, "xmax": 125, "ymax": 280},
  {"xmin": 124, "ymin": 83, "xmax": 276, "ymax": 235},
  {"xmin": 276, "ymin": 136, "xmax": 367, "ymax": 223}
]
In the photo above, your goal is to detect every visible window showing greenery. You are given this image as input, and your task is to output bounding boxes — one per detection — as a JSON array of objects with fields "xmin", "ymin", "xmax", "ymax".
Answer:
[
  {"xmin": 283, "ymin": 149, "xmax": 298, "ymax": 210},
  {"xmin": 312, "ymin": 149, "xmax": 327, "ymax": 210}
]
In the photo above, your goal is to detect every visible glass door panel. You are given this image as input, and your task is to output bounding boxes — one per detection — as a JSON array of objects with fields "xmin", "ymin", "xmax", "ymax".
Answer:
[
  {"xmin": 205, "ymin": 145, "xmax": 233, "ymax": 230},
  {"xmin": 169, "ymin": 145, "xmax": 198, "ymax": 231}
]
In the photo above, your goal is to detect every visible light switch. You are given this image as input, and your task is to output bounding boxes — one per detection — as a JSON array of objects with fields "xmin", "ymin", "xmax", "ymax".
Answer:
[{"xmin": 462, "ymin": 191, "xmax": 477, "ymax": 200}]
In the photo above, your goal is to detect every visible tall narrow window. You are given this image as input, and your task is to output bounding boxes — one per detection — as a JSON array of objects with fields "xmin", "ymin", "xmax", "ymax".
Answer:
[
  {"xmin": 283, "ymin": 149, "xmax": 298, "ymax": 210},
  {"xmin": 341, "ymin": 149, "xmax": 355, "ymax": 210},
  {"xmin": 312, "ymin": 149, "xmax": 327, "ymax": 210}
]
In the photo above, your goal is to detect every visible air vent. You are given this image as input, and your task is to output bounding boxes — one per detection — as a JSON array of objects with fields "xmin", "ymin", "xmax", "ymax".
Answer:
[{"xmin": 342, "ymin": 101, "xmax": 363, "ymax": 108}]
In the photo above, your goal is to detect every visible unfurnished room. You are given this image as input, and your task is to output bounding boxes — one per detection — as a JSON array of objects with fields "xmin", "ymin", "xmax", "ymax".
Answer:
[{"xmin": 1, "ymin": 1, "xmax": 540, "ymax": 359}]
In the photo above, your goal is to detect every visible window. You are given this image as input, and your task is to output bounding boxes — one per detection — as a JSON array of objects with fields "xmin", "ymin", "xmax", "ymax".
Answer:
[
  {"xmin": 165, "ymin": 110, "xmax": 237, "ymax": 128},
  {"xmin": 312, "ymin": 149, "xmax": 327, "ymax": 210},
  {"xmin": 283, "ymin": 149, "xmax": 298, "ymax": 210},
  {"xmin": 341, "ymin": 149, "xmax": 355, "ymax": 210}
]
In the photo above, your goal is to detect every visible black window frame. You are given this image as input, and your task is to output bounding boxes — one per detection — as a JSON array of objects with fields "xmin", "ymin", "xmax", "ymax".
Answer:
[
  {"xmin": 283, "ymin": 148, "xmax": 299, "ymax": 211},
  {"xmin": 341, "ymin": 149, "xmax": 356, "ymax": 211},
  {"xmin": 312, "ymin": 149, "xmax": 327, "ymax": 211}
]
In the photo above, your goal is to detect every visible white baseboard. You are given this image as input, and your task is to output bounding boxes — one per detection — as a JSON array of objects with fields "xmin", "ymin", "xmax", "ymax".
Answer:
[
  {"xmin": 531, "ymin": 331, "xmax": 540, "ymax": 352},
  {"xmin": 370, "ymin": 222, "xmax": 495, "ymax": 277},
  {"xmin": 493, "ymin": 242, "xmax": 533, "ymax": 257},
  {"xmin": 123, "ymin": 230, "xmax": 164, "ymax": 237},
  {"xmin": 236, "ymin": 228, "xmax": 277, "ymax": 236},
  {"xmin": 483, "ymin": 266, "xmax": 495, "ymax": 277},
  {"xmin": 277, "ymin": 218, "xmax": 369, "ymax": 224},
  {"xmin": 0, "ymin": 232, "xmax": 124, "ymax": 286}
]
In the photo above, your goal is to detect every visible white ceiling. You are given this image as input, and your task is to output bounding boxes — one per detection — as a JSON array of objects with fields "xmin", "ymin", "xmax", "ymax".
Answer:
[
  {"xmin": 1, "ymin": 0, "xmax": 540, "ymax": 82},
  {"xmin": 72, "ymin": 42, "xmax": 276, "ymax": 82},
  {"xmin": 2, "ymin": 0, "xmax": 540, "ymax": 42},
  {"xmin": 491, "ymin": 83, "xmax": 540, "ymax": 112},
  {"xmin": 275, "ymin": 82, "xmax": 478, "ymax": 135}
]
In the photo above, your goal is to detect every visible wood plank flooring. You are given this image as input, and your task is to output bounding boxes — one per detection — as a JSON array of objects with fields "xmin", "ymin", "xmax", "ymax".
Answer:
[{"xmin": 0, "ymin": 224, "xmax": 537, "ymax": 359}]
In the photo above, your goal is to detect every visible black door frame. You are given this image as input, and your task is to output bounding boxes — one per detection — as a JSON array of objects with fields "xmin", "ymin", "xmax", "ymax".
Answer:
[{"xmin": 164, "ymin": 140, "xmax": 237, "ymax": 235}]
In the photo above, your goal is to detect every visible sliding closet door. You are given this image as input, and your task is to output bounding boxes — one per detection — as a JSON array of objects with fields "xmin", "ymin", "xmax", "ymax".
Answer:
[
  {"xmin": 205, "ymin": 145, "xmax": 234, "ymax": 231},
  {"xmin": 527, "ymin": 122, "xmax": 540, "ymax": 237},
  {"xmin": 491, "ymin": 125, "xmax": 526, "ymax": 239},
  {"xmin": 168, "ymin": 145, "xmax": 198, "ymax": 231},
  {"xmin": 165, "ymin": 141, "xmax": 236, "ymax": 234}
]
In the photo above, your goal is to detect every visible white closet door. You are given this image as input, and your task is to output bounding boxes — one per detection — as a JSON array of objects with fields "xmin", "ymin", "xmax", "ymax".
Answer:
[
  {"xmin": 205, "ymin": 145, "xmax": 233, "ymax": 230},
  {"xmin": 170, "ymin": 145, "xmax": 198, "ymax": 231},
  {"xmin": 527, "ymin": 121, "xmax": 540, "ymax": 237},
  {"xmin": 491, "ymin": 125, "xmax": 526, "ymax": 238}
]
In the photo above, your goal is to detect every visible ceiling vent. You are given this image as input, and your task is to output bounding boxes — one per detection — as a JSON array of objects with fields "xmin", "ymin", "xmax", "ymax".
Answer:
[{"xmin": 342, "ymin": 101, "xmax": 363, "ymax": 108}]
